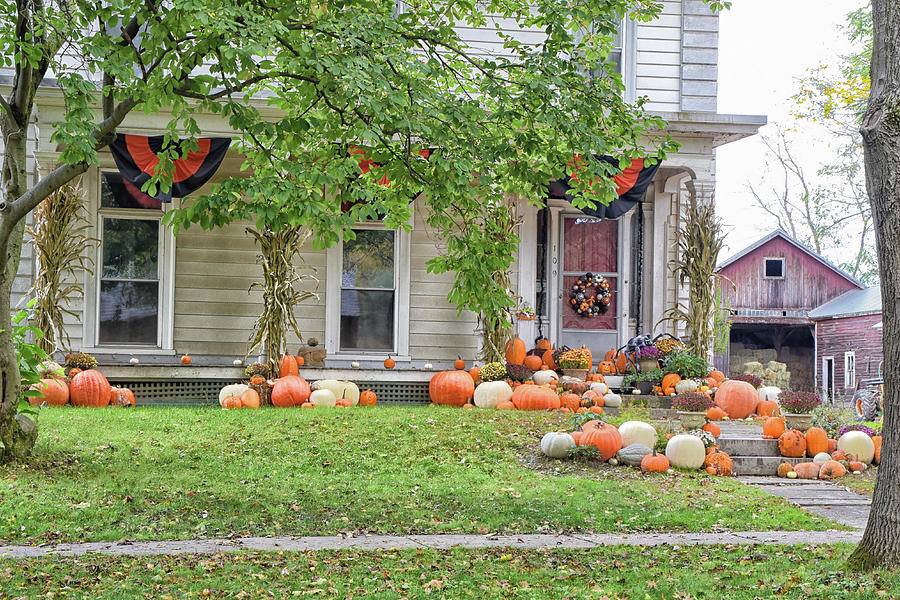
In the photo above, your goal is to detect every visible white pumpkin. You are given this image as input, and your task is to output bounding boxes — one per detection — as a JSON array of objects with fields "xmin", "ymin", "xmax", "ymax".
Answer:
[
  {"xmin": 758, "ymin": 386, "xmax": 781, "ymax": 404},
  {"xmin": 473, "ymin": 380, "xmax": 513, "ymax": 409},
  {"xmin": 533, "ymin": 370, "xmax": 559, "ymax": 386},
  {"xmin": 541, "ymin": 432, "xmax": 576, "ymax": 459},
  {"xmin": 838, "ymin": 431, "xmax": 876, "ymax": 464},
  {"xmin": 309, "ymin": 388, "xmax": 337, "ymax": 407},
  {"xmin": 590, "ymin": 381, "xmax": 609, "ymax": 395},
  {"xmin": 674, "ymin": 379, "xmax": 698, "ymax": 395},
  {"xmin": 603, "ymin": 393, "xmax": 622, "ymax": 408},
  {"xmin": 813, "ymin": 452, "xmax": 832, "ymax": 466},
  {"xmin": 219, "ymin": 383, "xmax": 249, "ymax": 407},
  {"xmin": 665, "ymin": 434, "xmax": 706, "ymax": 470},
  {"xmin": 312, "ymin": 380, "xmax": 360, "ymax": 404},
  {"xmin": 618, "ymin": 421, "xmax": 657, "ymax": 449}
]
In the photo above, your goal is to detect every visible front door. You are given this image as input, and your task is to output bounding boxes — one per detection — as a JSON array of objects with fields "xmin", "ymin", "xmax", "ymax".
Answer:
[{"xmin": 559, "ymin": 215, "xmax": 620, "ymax": 360}]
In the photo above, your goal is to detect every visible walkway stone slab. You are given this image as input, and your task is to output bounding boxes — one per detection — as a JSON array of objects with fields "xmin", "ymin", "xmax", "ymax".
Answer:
[{"xmin": 739, "ymin": 476, "xmax": 871, "ymax": 529}]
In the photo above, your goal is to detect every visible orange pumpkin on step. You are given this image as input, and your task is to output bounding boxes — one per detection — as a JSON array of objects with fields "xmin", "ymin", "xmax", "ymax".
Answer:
[
  {"xmin": 705, "ymin": 406, "xmax": 726, "ymax": 421},
  {"xmin": 704, "ymin": 449, "xmax": 733, "ymax": 476},
  {"xmin": 805, "ymin": 427, "xmax": 829, "ymax": 456},
  {"xmin": 702, "ymin": 421, "xmax": 721, "ymax": 437},
  {"xmin": 715, "ymin": 380, "xmax": 759, "ymax": 419},
  {"xmin": 778, "ymin": 429, "xmax": 807, "ymax": 458},
  {"xmin": 598, "ymin": 360, "xmax": 617, "ymax": 375},
  {"xmin": 756, "ymin": 400, "xmax": 779, "ymax": 417},
  {"xmin": 762, "ymin": 417, "xmax": 786, "ymax": 439}
]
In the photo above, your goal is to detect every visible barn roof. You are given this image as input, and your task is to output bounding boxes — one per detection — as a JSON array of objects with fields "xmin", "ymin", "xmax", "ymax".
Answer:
[
  {"xmin": 809, "ymin": 285, "xmax": 882, "ymax": 319},
  {"xmin": 717, "ymin": 229, "xmax": 862, "ymax": 288}
]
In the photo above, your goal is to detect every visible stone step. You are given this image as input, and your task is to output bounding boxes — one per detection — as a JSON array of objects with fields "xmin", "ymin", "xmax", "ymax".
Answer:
[
  {"xmin": 730, "ymin": 456, "xmax": 806, "ymax": 476},
  {"xmin": 717, "ymin": 437, "xmax": 781, "ymax": 457},
  {"xmin": 619, "ymin": 395, "xmax": 672, "ymax": 410},
  {"xmin": 598, "ymin": 406, "xmax": 675, "ymax": 420}
]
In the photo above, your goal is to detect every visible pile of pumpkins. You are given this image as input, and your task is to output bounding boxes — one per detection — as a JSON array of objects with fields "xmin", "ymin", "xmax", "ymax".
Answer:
[
  {"xmin": 219, "ymin": 355, "xmax": 377, "ymax": 409},
  {"xmin": 700, "ymin": 379, "xmax": 784, "ymax": 421},
  {"xmin": 540, "ymin": 418, "xmax": 734, "ymax": 476},
  {"xmin": 29, "ymin": 365, "xmax": 135, "ymax": 408},
  {"xmin": 761, "ymin": 417, "xmax": 881, "ymax": 480}
]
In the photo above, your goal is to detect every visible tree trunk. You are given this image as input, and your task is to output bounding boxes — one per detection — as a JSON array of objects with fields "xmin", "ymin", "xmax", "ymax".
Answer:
[{"xmin": 847, "ymin": 0, "xmax": 900, "ymax": 571}]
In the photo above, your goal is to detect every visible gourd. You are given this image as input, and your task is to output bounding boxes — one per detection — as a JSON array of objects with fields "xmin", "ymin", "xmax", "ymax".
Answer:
[
  {"xmin": 617, "ymin": 421, "xmax": 657, "ymax": 449},
  {"xmin": 812, "ymin": 452, "xmax": 832, "ymax": 466},
  {"xmin": 756, "ymin": 400, "xmax": 779, "ymax": 417},
  {"xmin": 473, "ymin": 381, "xmax": 513, "ymax": 409},
  {"xmin": 665, "ymin": 434, "xmax": 706, "ymax": 470},
  {"xmin": 532, "ymin": 370, "xmax": 559, "ymax": 386},
  {"xmin": 763, "ymin": 417, "xmax": 786, "ymax": 439},
  {"xmin": 705, "ymin": 406, "xmax": 726, "ymax": 421},
  {"xmin": 602, "ymin": 393, "xmax": 622, "ymax": 408},
  {"xmin": 70, "ymin": 369, "xmax": 112, "ymax": 407},
  {"xmin": 541, "ymin": 432, "xmax": 576, "ymax": 459},
  {"xmin": 702, "ymin": 422, "xmax": 721, "ymax": 437},
  {"xmin": 511, "ymin": 386, "xmax": 561, "ymax": 411},
  {"xmin": 714, "ymin": 380, "xmax": 758, "ymax": 419},
  {"xmin": 794, "ymin": 462, "xmax": 821, "ymax": 479},
  {"xmin": 777, "ymin": 462, "xmax": 795, "ymax": 477},
  {"xmin": 617, "ymin": 443, "xmax": 653, "ymax": 467},
  {"xmin": 786, "ymin": 471, "xmax": 798, "ymax": 479},
  {"xmin": 758, "ymin": 386, "xmax": 781, "ymax": 403},
  {"xmin": 309, "ymin": 388, "xmax": 337, "ymax": 407},
  {"xmin": 674, "ymin": 379, "xmax": 698, "ymax": 395},
  {"xmin": 240, "ymin": 388, "xmax": 261, "ymax": 409},
  {"xmin": 778, "ymin": 429, "xmax": 807, "ymax": 458},
  {"xmin": 805, "ymin": 427, "xmax": 829, "ymax": 456},
  {"xmin": 28, "ymin": 378, "xmax": 69, "ymax": 406},
  {"xmin": 219, "ymin": 383, "xmax": 249, "ymax": 407},
  {"xmin": 590, "ymin": 381, "xmax": 609, "ymax": 395},
  {"xmin": 279, "ymin": 355, "xmax": 299, "ymax": 378},
  {"xmin": 504, "ymin": 337, "xmax": 527, "ymax": 365},
  {"xmin": 641, "ymin": 450, "xmax": 670, "ymax": 473},
  {"xmin": 837, "ymin": 431, "xmax": 876, "ymax": 464},
  {"xmin": 109, "ymin": 387, "xmax": 136, "ymax": 407},
  {"xmin": 579, "ymin": 422, "xmax": 622, "ymax": 460},
  {"xmin": 359, "ymin": 389, "xmax": 377, "ymax": 407},
  {"xmin": 271, "ymin": 376, "xmax": 311, "ymax": 407},
  {"xmin": 703, "ymin": 449, "xmax": 733, "ymax": 476},
  {"xmin": 819, "ymin": 460, "xmax": 848, "ymax": 479},
  {"xmin": 312, "ymin": 380, "xmax": 360, "ymax": 405},
  {"xmin": 429, "ymin": 370, "xmax": 476, "ymax": 407}
]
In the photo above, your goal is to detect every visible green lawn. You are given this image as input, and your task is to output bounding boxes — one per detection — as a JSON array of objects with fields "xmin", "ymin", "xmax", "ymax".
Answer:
[
  {"xmin": 0, "ymin": 406, "xmax": 836, "ymax": 544},
  {"xmin": 840, "ymin": 467, "xmax": 877, "ymax": 497},
  {"xmin": 2, "ymin": 544, "xmax": 896, "ymax": 599}
]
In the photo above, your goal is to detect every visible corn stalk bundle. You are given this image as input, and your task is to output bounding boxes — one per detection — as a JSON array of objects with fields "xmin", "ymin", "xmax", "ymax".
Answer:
[
  {"xmin": 477, "ymin": 198, "xmax": 519, "ymax": 363},
  {"xmin": 25, "ymin": 180, "xmax": 95, "ymax": 354},
  {"xmin": 246, "ymin": 226, "xmax": 318, "ymax": 373}
]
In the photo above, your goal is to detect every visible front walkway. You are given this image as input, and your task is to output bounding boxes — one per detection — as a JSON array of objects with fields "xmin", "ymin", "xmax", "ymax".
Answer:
[{"xmin": 0, "ymin": 530, "xmax": 863, "ymax": 559}]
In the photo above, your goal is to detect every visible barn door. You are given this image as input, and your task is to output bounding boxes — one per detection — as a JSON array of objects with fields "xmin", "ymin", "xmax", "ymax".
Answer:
[{"xmin": 559, "ymin": 215, "xmax": 620, "ymax": 360}]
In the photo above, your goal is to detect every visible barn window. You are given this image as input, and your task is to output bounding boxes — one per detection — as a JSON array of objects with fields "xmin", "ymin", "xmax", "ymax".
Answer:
[
  {"xmin": 764, "ymin": 257, "xmax": 784, "ymax": 279},
  {"xmin": 845, "ymin": 351, "xmax": 856, "ymax": 389}
]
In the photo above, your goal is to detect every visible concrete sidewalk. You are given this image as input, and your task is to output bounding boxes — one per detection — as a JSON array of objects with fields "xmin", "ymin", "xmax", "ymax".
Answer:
[{"xmin": 0, "ymin": 530, "xmax": 863, "ymax": 559}]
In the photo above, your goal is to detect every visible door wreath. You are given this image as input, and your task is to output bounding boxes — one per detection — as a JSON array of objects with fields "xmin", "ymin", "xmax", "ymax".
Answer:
[{"xmin": 569, "ymin": 272, "xmax": 611, "ymax": 317}]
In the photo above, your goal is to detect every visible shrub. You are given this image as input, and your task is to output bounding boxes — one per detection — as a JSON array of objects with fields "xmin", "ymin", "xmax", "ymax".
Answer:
[
  {"xmin": 623, "ymin": 368, "xmax": 665, "ymax": 389},
  {"xmin": 244, "ymin": 362, "xmax": 272, "ymax": 379},
  {"xmin": 778, "ymin": 390, "xmax": 822, "ymax": 414},
  {"xmin": 671, "ymin": 392, "xmax": 714, "ymax": 412},
  {"xmin": 505, "ymin": 362, "xmax": 534, "ymax": 382},
  {"xmin": 810, "ymin": 405, "xmax": 856, "ymax": 437},
  {"xmin": 838, "ymin": 424, "xmax": 875, "ymax": 438},
  {"xmin": 479, "ymin": 362, "xmax": 507, "ymax": 382},
  {"xmin": 660, "ymin": 352, "xmax": 709, "ymax": 379},
  {"xmin": 654, "ymin": 336, "xmax": 685, "ymax": 356},
  {"xmin": 730, "ymin": 373, "xmax": 762, "ymax": 389},
  {"xmin": 655, "ymin": 420, "xmax": 679, "ymax": 452}
]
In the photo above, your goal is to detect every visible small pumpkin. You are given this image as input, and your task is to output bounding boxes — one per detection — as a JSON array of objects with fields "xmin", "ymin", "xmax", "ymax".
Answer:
[
  {"xmin": 559, "ymin": 392, "xmax": 581, "ymax": 412},
  {"xmin": 109, "ymin": 387, "xmax": 136, "ymax": 407},
  {"xmin": 249, "ymin": 375, "xmax": 266, "ymax": 385},
  {"xmin": 468, "ymin": 366, "xmax": 481, "ymax": 383},
  {"xmin": 589, "ymin": 381, "xmax": 609, "ymax": 395},
  {"xmin": 541, "ymin": 432, "xmax": 576, "ymax": 459},
  {"xmin": 701, "ymin": 421, "xmax": 721, "ymax": 437},
  {"xmin": 496, "ymin": 400, "xmax": 515, "ymax": 410},
  {"xmin": 359, "ymin": 389, "xmax": 377, "ymax": 407},
  {"xmin": 705, "ymin": 406, "xmax": 726, "ymax": 421},
  {"xmin": 384, "ymin": 356, "xmax": 396, "ymax": 369},
  {"xmin": 819, "ymin": 460, "xmax": 848, "ymax": 479},
  {"xmin": 335, "ymin": 398, "xmax": 352, "ymax": 407},
  {"xmin": 523, "ymin": 354, "xmax": 543, "ymax": 371},
  {"xmin": 222, "ymin": 395, "xmax": 242, "ymax": 410},
  {"xmin": 300, "ymin": 402, "xmax": 314, "ymax": 408},
  {"xmin": 762, "ymin": 417, "xmax": 786, "ymax": 439},
  {"xmin": 756, "ymin": 400, "xmax": 779, "ymax": 417},
  {"xmin": 295, "ymin": 355, "xmax": 305, "ymax": 367},
  {"xmin": 641, "ymin": 450, "xmax": 670, "ymax": 473},
  {"xmin": 219, "ymin": 383, "xmax": 249, "ymax": 407},
  {"xmin": 777, "ymin": 462, "xmax": 795, "ymax": 478},
  {"xmin": 703, "ymin": 449, "xmax": 733, "ymax": 476},
  {"xmin": 828, "ymin": 438, "xmax": 839, "ymax": 454},
  {"xmin": 597, "ymin": 360, "xmax": 616, "ymax": 375},
  {"xmin": 805, "ymin": 427, "xmax": 829, "ymax": 456},
  {"xmin": 454, "ymin": 356, "xmax": 466, "ymax": 370},
  {"xmin": 794, "ymin": 462, "xmax": 821, "ymax": 479},
  {"xmin": 778, "ymin": 429, "xmax": 807, "ymax": 458},
  {"xmin": 831, "ymin": 449, "xmax": 850, "ymax": 462},
  {"xmin": 849, "ymin": 460, "xmax": 867, "ymax": 472},
  {"xmin": 536, "ymin": 338, "xmax": 553, "ymax": 351},
  {"xmin": 708, "ymin": 370, "xmax": 726, "ymax": 384},
  {"xmin": 473, "ymin": 380, "xmax": 513, "ymax": 409}
]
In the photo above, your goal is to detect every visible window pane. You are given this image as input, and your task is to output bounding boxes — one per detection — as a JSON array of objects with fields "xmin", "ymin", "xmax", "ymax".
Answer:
[
  {"xmin": 98, "ymin": 281, "xmax": 158, "ymax": 344},
  {"xmin": 340, "ymin": 290, "xmax": 394, "ymax": 351},
  {"xmin": 101, "ymin": 172, "xmax": 162, "ymax": 209},
  {"xmin": 103, "ymin": 219, "xmax": 159, "ymax": 279},
  {"xmin": 343, "ymin": 229, "xmax": 394, "ymax": 289}
]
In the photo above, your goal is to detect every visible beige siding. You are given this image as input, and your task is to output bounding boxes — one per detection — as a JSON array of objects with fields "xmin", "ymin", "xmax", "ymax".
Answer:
[{"xmin": 635, "ymin": 0, "xmax": 682, "ymax": 112}]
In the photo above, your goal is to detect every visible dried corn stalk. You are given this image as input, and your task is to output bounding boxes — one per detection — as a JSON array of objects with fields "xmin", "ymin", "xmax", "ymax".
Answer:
[
  {"xmin": 477, "ymin": 198, "xmax": 519, "ymax": 363},
  {"xmin": 25, "ymin": 180, "xmax": 95, "ymax": 354},
  {"xmin": 246, "ymin": 226, "xmax": 318, "ymax": 372}
]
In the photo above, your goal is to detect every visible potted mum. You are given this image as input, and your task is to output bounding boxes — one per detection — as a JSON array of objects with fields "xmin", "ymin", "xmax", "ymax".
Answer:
[
  {"xmin": 623, "ymin": 368, "xmax": 664, "ymax": 396},
  {"xmin": 557, "ymin": 348, "xmax": 592, "ymax": 381},
  {"xmin": 636, "ymin": 346, "xmax": 661, "ymax": 372},
  {"xmin": 778, "ymin": 390, "xmax": 822, "ymax": 431},
  {"xmin": 672, "ymin": 391, "xmax": 715, "ymax": 429}
]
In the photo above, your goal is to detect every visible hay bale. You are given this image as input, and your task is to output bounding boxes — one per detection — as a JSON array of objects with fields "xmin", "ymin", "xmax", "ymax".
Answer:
[
  {"xmin": 767, "ymin": 360, "xmax": 787, "ymax": 373},
  {"xmin": 743, "ymin": 361, "xmax": 765, "ymax": 377}
]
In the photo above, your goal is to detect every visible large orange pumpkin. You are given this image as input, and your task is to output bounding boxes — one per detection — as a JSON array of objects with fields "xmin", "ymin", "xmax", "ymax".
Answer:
[
  {"xmin": 580, "ymin": 422, "xmax": 622, "ymax": 460},
  {"xmin": 805, "ymin": 427, "xmax": 829, "ymax": 456},
  {"xmin": 279, "ymin": 355, "xmax": 299, "ymax": 378},
  {"xmin": 505, "ymin": 338, "xmax": 527, "ymax": 365},
  {"xmin": 778, "ymin": 429, "xmax": 807, "ymax": 458},
  {"xmin": 756, "ymin": 400, "xmax": 779, "ymax": 417},
  {"xmin": 70, "ymin": 369, "xmax": 111, "ymax": 407},
  {"xmin": 511, "ymin": 386, "xmax": 560, "ymax": 411},
  {"xmin": 28, "ymin": 378, "xmax": 69, "ymax": 406},
  {"xmin": 523, "ymin": 354, "xmax": 543, "ymax": 371},
  {"xmin": 704, "ymin": 449, "xmax": 733, "ymax": 476},
  {"xmin": 762, "ymin": 417, "xmax": 786, "ymax": 439},
  {"xmin": 429, "ymin": 370, "xmax": 475, "ymax": 407},
  {"xmin": 109, "ymin": 386, "xmax": 136, "ymax": 407},
  {"xmin": 715, "ymin": 380, "xmax": 758, "ymax": 419},
  {"xmin": 359, "ymin": 389, "xmax": 377, "ymax": 407},
  {"xmin": 271, "ymin": 375, "xmax": 311, "ymax": 407},
  {"xmin": 661, "ymin": 373, "xmax": 681, "ymax": 394}
]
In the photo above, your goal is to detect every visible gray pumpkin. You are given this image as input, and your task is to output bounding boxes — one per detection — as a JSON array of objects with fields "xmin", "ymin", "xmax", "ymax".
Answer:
[{"xmin": 617, "ymin": 443, "xmax": 653, "ymax": 467}]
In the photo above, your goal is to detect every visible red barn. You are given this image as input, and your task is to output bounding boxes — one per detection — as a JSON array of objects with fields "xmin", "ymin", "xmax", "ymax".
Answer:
[{"xmin": 715, "ymin": 230, "xmax": 863, "ymax": 392}]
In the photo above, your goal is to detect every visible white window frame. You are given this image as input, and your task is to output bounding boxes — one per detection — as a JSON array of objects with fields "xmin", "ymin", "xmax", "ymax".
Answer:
[
  {"xmin": 844, "ymin": 351, "xmax": 856, "ymax": 389},
  {"xmin": 324, "ymin": 211, "xmax": 412, "ymax": 362},
  {"xmin": 82, "ymin": 167, "xmax": 176, "ymax": 354},
  {"xmin": 822, "ymin": 356, "xmax": 835, "ymax": 401},
  {"xmin": 763, "ymin": 257, "xmax": 785, "ymax": 279}
]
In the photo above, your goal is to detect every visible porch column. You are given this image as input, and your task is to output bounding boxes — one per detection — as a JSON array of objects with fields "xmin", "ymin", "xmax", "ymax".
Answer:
[
  {"xmin": 547, "ymin": 206, "xmax": 563, "ymax": 346},
  {"xmin": 516, "ymin": 196, "xmax": 537, "ymax": 345}
]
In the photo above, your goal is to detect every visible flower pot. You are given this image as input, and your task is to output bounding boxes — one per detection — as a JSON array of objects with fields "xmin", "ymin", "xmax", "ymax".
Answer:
[
  {"xmin": 677, "ymin": 411, "xmax": 707, "ymax": 430},
  {"xmin": 562, "ymin": 368, "xmax": 589, "ymax": 381},
  {"xmin": 638, "ymin": 359, "xmax": 658, "ymax": 372},
  {"xmin": 636, "ymin": 380, "xmax": 653, "ymax": 395},
  {"xmin": 603, "ymin": 375, "xmax": 624, "ymax": 390},
  {"xmin": 784, "ymin": 413, "xmax": 813, "ymax": 431}
]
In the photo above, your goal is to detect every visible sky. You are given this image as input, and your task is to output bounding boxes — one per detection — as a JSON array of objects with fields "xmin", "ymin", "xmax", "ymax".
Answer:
[{"xmin": 715, "ymin": 0, "xmax": 865, "ymax": 258}]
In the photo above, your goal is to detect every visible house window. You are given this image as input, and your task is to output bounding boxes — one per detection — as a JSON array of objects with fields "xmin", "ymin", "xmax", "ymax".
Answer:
[
  {"xmin": 845, "ymin": 351, "xmax": 856, "ymax": 389},
  {"xmin": 535, "ymin": 207, "xmax": 549, "ymax": 320},
  {"xmin": 97, "ymin": 172, "xmax": 164, "ymax": 346},
  {"xmin": 764, "ymin": 257, "xmax": 784, "ymax": 279},
  {"xmin": 339, "ymin": 228, "xmax": 397, "ymax": 352}
]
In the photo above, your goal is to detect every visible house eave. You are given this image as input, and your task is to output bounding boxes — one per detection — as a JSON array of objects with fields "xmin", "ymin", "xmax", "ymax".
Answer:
[
  {"xmin": 810, "ymin": 310, "xmax": 883, "ymax": 322},
  {"xmin": 654, "ymin": 111, "xmax": 768, "ymax": 147}
]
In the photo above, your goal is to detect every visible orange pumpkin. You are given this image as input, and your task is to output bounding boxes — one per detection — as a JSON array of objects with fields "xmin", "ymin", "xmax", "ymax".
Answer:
[
  {"xmin": 641, "ymin": 450, "xmax": 670, "ymax": 473},
  {"xmin": 300, "ymin": 402, "xmax": 315, "ymax": 409},
  {"xmin": 828, "ymin": 438, "xmax": 839, "ymax": 454},
  {"xmin": 587, "ymin": 405, "xmax": 604, "ymax": 415},
  {"xmin": 511, "ymin": 386, "xmax": 560, "ymax": 411},
  {"xmin": 222, "ymin": 395, "xmax": 242, "ymax": 410},
  {"xmin": 271, "ymin": 376, "xmax": 311, "ymax": 407},
  {"xmin": 559, "ymin": 393, "xmax": 581, "ymax": 411},
  {"xmin": 240, "ymin": 388, "xmax": 261, "ymax": 409},
  {"xmin": 359, "ymin": 389, "xmax": 377, "ymax": 407},
  {"xmin": 454, "ymin": 356, "xmax": 466, "ymax": 370},
  {"xmin": 109, "ymin": 386, "xmax": 136, "ymax": 407},
  {"xmin": 70, "ymin": 369, "xmax": 111, "ymax": 407},
  {"xmin": 704, "ymin": 450, "xmax": 733, "ymax": 476},
  {"xmin": 777, "ymin": 462, "xmax": 795, "ymax": 477},
  {"xmin": 279, "ymin": 355, "xmax": 299, "ymax": 378},
  {"xmin": 586, "ymin": 373, "xmax": 605, "ymax": 383},
  {"xmin": 523, "ymin": 354, "xmax": 543, "ymax": 371},
  {"xmin": 805, "ymin": 427, "xmax": 829, "ymax": 456},
  {"xmin": 384, "ymin": 356, "xmax": 396, "ymax": 369},
  {"xmin": 702, "ymin": 422, "xmax": 721, "ymax": 437},
  {"xmin": 505, "ymin": 338, "xmax": 527, "ymax": 365},
  {"xmin": 429, "ymin": 370, "xmax": 476, "ymax": 407},
  {"xmin": 597, "ymin": 360, "xmax": 616, "ymax": 375},
  {"xmin": 756, "ymin": 400, "xmax": 779, "ymax": 417},
  {"xmin": 615, "ymin": 352, "xmax": 632, "ymax": 374},
  {"xmin": 570, "ymin": 430, "xmax": 585, "ymax": 445},
  {"xmin": 542, "ymin": 349, "xmax": 557, "ymax": 370},
  {"xmin": 496, "ymin": 400, "xmax": 515, "ymax": 410},
  {"xmin": 762, "ymin": 417, "xmax": 786, "ymax": 439},
  {"xmin": 819, "ymin": 460, "xmax": 848, "ymax": 479},
  {"xmin": 536, "ymin": 338, "xmax": 553, "ymax": 351},
  {"xmin": 873, "ymin": 435, "xmax": 882, "ymax": 464},
  {"xmin": 831, "ymin": 449, "xmax": 850, "ymax": 462},
  {"xmin": 849, "ymin": 460, "xmax": 866, "ymax": 472},
  {"xmin": 794, "ymin": 462, "xmax": 821, "ymax": 479},
  {"xmin": 28, "ymin": 378, "xmax": 69, "ymax": 406},
  {"xmin": 708, "ymin": 370, "xmax": 726, "ymax": 384},
  {"xmin": 468, "ymin": 366, "xmax": 481, "ymax": 382},
  {"xmin": 705, "ymin": 377, "xmax": 719, "ymax": 389},
  {"xmin": 661, "ymin": 373, "xmax": 681, "ymax": 392},
  {"xmin": 705, "ymin": 406, "xmax": 726, "ymax": 421},
  {"xmin": 250, "ymin": 375, "xmax": 266, "ymax": 385},
  {"xmin": 336, "ymin": 398, "xmax": 352, "ymax": 407},
  {"xmin": 778, "ymin": 429, "xmax": 807, "ymax": 458},
  {"xmin": 295, "ymin": 355, "xmax": 305, "ymax": 367},
  {"xmin": 715, "ymin": 380, "xmax": 758, "ymax": 419},
  {"xmin": 579, "ymin": 422, "xmax": 622, "ymax": 460}
]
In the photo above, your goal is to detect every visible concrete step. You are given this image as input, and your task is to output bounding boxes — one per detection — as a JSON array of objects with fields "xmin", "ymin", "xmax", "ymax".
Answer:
[
  {"xmin": 717, "ymin": 437, "xmax": 781, "ymax": 457},
  {"xmin": 730, "ymin": 455, "xmax": 806, "ymax": 476},
  {"xmin": 598, "ymin": 406, "xmax": 675, "ymax": 420},
  {"xmin": 619, "ymin": 395, "xmax": 673, "ymax": 409}
]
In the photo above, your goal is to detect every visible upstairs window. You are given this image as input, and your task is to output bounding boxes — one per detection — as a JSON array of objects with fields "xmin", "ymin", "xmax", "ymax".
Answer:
[{"xmin": 764, "ymin": 257, "xmax": 784, "ymax": 279}]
